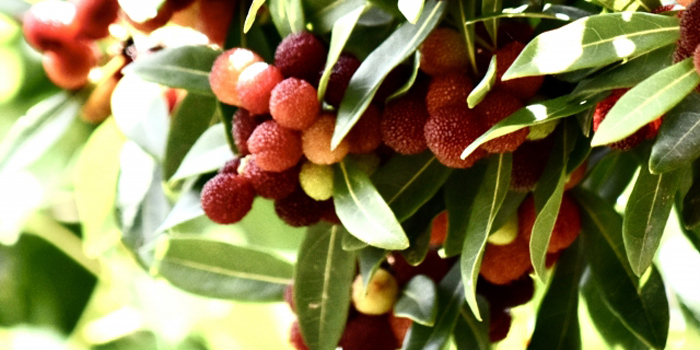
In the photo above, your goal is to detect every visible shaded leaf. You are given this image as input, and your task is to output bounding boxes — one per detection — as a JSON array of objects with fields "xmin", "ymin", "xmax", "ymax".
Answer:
[
  {"xmin": 481, "ymin": 0, "xmax": 503, "ymax": 45},
  {"xmin": 650, "ymin": 92, "xmax": 700, "ymax": 174},
  {"xmin": 450, "ymin": 0, "xmax": 478, "ymax": 77},
  {"xmin": 461, "ymin": 153, "xmax": 512, "ymax": 321},
  {"xmin": 399, "ymin": 0, "xmax": 425, "ymax": 23},
  {"xmin": 359, "ymin": 246, "xmax": 387, "ymax": 288},
  {"xmin": 308, "ymin": 0, "xmax": 365, "ymax": 33},
  {"xmin": 502, "ymin": 13, "xmax": 680, "ymax": 80},
  {"xmin": 623, "ymin": 161, "xmax": 679, "ymax": 276},
  {"xmin": 443, "ymin": 164, "xmax": 487, "ymax": 257},
  {"xmin": 461, "ymin": 94, "xmax": 602, "ymax": 159},
  {"xmin": 491, "ymin": 191, "xmax": 527, "ymax": 233},
  {"xmin": 157, "ymin": 238, "xmax": 292, "ymax": 301},
  {"xmin": 156, "ymin": 185, "xmax": 204, "ymax": 233},
  {"xmin": 169, "ymin": 124, "xmax": 234, "ymax": 182},
  {"xmin": 468, "ymin": 55, "xmax": 497, "ymax": 109},
  {"xmin": 400, "ymin": 192, "xmax": 445, "ymax": 265},
  {"xmin": 331, "ymin": 0, "xmax": 447, "ymax": 149},
  {"xmin": 463, "ymin": 4, "xmax": 591, "ymax": 26},
  {"xmin": 394, "ymin": 275, "xmax": 438, "ymax": 326},
  {"xmin": 295, "ymin": 224, "xmax": 357, "ymax": 350},
  {"xmin": 0, "ymin": 0, "xmax": 30, "ymax": 19},
  {"xmin": 593, "ymin": 58, "xmax": 700, "ymax": 146},
  {"xmin": 682, "ymin": 173, "xmax": 700, "ymax": 230},
  {"xmin": 528, "ymin": 240, "xmax": 584, "ymax": 350},
  {"xmin": 453, "ymin": 300, "xmax": 491, "ymax": 350},
  {"xmin": 373, "ymin": 151, "xmax": 453, "ymax": 222},
  {"xmin": 582, "ymin": 150, "xmax": 639, "ymax": 203},
  {"xmin": 123, "ymin": 46, "xmax": 220, "ymax": 95}
]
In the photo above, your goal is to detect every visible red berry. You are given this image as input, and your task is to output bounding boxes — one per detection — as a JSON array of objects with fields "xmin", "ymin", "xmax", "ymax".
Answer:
[
  {"xmin": 232, "ymin": 108, "xmax": 267, "ymax": 156},
  {"xmin": 477, "ymin": 275, "xmax": 535, "ymax": 310},
  {"xmin": 169, "ymin": 0, "xmax": 197, "ymax": 11},
  {"xmin": 270, "ymin": 78, "xmax": 320, "ymax": 130},
  {"xmin": 430, "ymin": 211, "xmax": 448, "ymax": 246},
  {"xmin": 275, "ymin": 32, "xmax": 327, "ymax": 82},
  {"xmin": 338, "ymin": 314, "xmax": 398, "ymax": 350},
  {"xmin": 219, "ymin": 157, "xmax": 241, "ymax": 174},
  {"xmin": 43, "ymin": 42, "xmax": 96, "ymax": 90},
  {"xmin": 247, "ymin": 120, "xmax": 303, "ymax": 172},
  {"xmin": 389, "ymin": 315, "xmax": 412, "ymax": 349},
  {"xmin": 480, "ymin": 235, "xmax": 531, "ymax": 285},
  {"xmin": 381, "ymin": 95, "xmax": 429, "ymax": 155},
  {"xmin": 194, "ymin": 0, "xmax": 236, "ymax": 46},
  {"xmin": 473, "ymin": 89, "xmax": 528, "ymax": 153},
  {"xmin": 209, "ymin": 48, "xmax": 264, "ymax": 106},
  {"xmin": 424, "ymin": 105, "xmax": 487, "ymax": 168},
  {"xmin": 680, "ymin": 1, "xmax": 700, "ymax": 56},
  {"xmin": 324, "ymin": 53, "xmax": 361, "ymax": 107},
  {"xmin": 510, "ymin": 138, "xmax": 552, "ymax": 192},
  {"xmin": 23, "ymin": 1, "xmax": 77, "ymax": 52},
  {"xmin": 200, "ymin": 173, "xmax": 256, "ymax": 224},
  {"xmin": 419, "ymin": 28, "xmax": 470, "ymax": 76},
  {"xmin": 71, "ymin": 0, "xmax": 119, "ymax": 40},
  {"xmin": 237, "ymin": 62, "xmax": 285, "ymax": 115},
  {"xmin": 495, "ymin": 42, "xmax": 544, "ymax": 101},
  {"xmin": 425, "ymin": 74, "xmax": 474, "ymax": 115},
  {"xmin": 489, "ymin": 308, "xmax": 512, "ymax": 342},
  {"xmin": 593, "ymin": 89, "xmax": 654, "ymax": 151},
  {"xmin": 242, "ymin": 158, "xmax": 300, "ymax": 200},
  {"xmin": 274, "ymin": 187, "xmax": 323, "ymax": 227},
  {"xmin": 347, "ymin": 105, "xmax": 382, "ymax": 154},
  {"xmin": 302, "ymin": 113, "xmax": 350, "ymax": 164},
  {"xmin": 125, "ymin": 2, "xmax": 174, "ymax": 33},
  {"xmin": 519, "ymin": 193, "xmax": 581, "ymax": 253}
]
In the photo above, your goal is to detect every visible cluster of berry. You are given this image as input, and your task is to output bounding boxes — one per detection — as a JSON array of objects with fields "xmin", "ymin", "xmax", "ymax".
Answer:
[{"xmin": 23, "ymin": 0, "xmax": 119, "ymax": 89}]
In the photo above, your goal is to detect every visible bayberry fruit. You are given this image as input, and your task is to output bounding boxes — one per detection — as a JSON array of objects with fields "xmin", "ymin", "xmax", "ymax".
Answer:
[
  {"xmin": 247, "ymin": 120, "xmax": 303, "ymax": 172},
  {"xmin": 269, "ymin": 77, "xmax": 320, "ymax": 130},
  {"xmin": 200, "ymin": 173, "xmax": 255, "ymax": 224}
]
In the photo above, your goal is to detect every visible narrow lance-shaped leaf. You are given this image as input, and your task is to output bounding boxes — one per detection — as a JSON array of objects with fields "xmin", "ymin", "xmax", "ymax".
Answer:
[
  {"xmin": 468, "ymin": 55, "xmax": 497, "ymax": 109},
  {"xmin": 443, "ymin": 164, "xmax": 488, "ymax": 257},
  {"xmin": 400, "ymin": 192, "xmax": 445, "ymax": 265},
  {"xmin": 318, "ymin": 4, "xmax": 366, "ymax": 102},
  {"xmin": 295, "ymin": 224, "xmax": 357, "ymax": 350},
  {"xmin": 331, "ymin": 0, "xmax": 447, "ymax": 149},
  {"xmin": 268, "ymin": 0, "xmax": 305, "ymax": 38},
  {"xmin": 461, "ymin": 153, "xmax": 512, "ymax": 321},
  {"xmin": 123, "ymin": 46, "xmax": 220, "ymax": 95},
  {"xmin": 592, "ymin": 58, "xmax": 700, "ymax": 146},
  {"xmin": 399, "ymin": 0, "xmax": 425, "ymax": 24},
  {"xmin": 623, "ymin": 161, "xmax": 679, "ymax": 276},
  {"xmin": 570, "ymin": 44, "xmax": 675, "ymax": 100},
  {"xmin": 650, "ymin": 92, "xmax": 700, "ymax": 174},
  {"xmin": 682, "ymin": 170, "xmax": 700, "ymax": 230},
  {"xmin": 481, "ymin": 0, "xmax": 503, "ymax": 46},
  {"xmin": 243, "ymin": 0, "xmax": 266, "ymax": 33},
  {"xmin": 502, "ymin": 13, "xmax": 680, "ymax": 80},
  {"xmin": 402, "ymin": 262, "xmax": 464, "ymax": 350},
  {"xmin": 308, "ymin": 0, "xmax": 365, "ymax": 33},
  {"xmin": 156, "ymin": 238, "xmax": 293, "ymax": 301},
  {"xmin": 394, "ymin": 275, "xmax": 438, "ymax": 326},
  {"xmin": 451, "ymin": 0, "xmax": 478, "ymax": 76},
  {"xmin": 528, "ymin": 240, "xmax": 584, "ymax": 350},
  {"xmin": 530, "ymin": 124, "xmax": 573, "ymax": 280},
  {"xmin": 575, "ymin": 188, "xmax": 670, "ymax": 349},
  {"xmin": 358, "ymin": 246, "xmax": 387, "ymax": 288},
  {"xmin": 169, "ymin": 124, "xmax": 234, "ymax": 182},
  {"xmin": 373, "ymin": 151, "xmax": 453, "ymax": 222},
  {"xmin": 452, "ymin": 300, "xmax": 491, "ymax": 350},
  {"xmin": 461, "ymin": 94, "xmax": 602, "ymax": 159},
  {"xmin": 462, "ymin": 4, "xmax": 592, "ymax": 27},
  {"xmin": 582, "ymin": 150, "xmax": 640, "ymax": 203},
  {"xmin": 334, "ymin": 158, "xmax": 410, "ymax": 250}
]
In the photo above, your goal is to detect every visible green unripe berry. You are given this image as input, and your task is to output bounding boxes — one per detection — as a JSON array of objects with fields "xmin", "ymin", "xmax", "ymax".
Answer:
[
  {"xmin": 488, "ymin": 214, "xmax": 518, "ymax": 245},
  {"xmin": 299, "ymin": 161, "xmax": 334, "ymax": 201},
  {"xmin": 351, "ymin": 269, "xmax": 399, "ymax": 315}
]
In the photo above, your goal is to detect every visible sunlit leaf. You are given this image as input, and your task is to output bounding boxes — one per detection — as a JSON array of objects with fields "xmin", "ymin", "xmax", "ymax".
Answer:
[
  {"xmin": 481, "ymin": 0, "xmax": 502, "ymax": 45},
  {"xmin": 243, "ymin": 0, "xmax": 266, "ymax": 33},
  {"xmin": 582, "ymin": 150, "xmax": 639, "ymax": 203},
  {"xmin": 468, "ymin": 56, "xmax": 497, "ymax": 108},
  {"xmin": 461, "ymin": 153, "xmax": 511, "ymax": 321},
  {"xmin": 399, "ymin": 0, "xmax": 425, "ymax": 23},
  {"xmin": 169, "ymin": 124, "xmax": 234, "ymax": 182},
  {"xmin": 452, "ymin": 301, "xmax": 491, "ymax": 350},
  {"xmin": 269, "ymin": 0, "xmax": 305, "ymax": 38},
  {"xmin": 502, "ymin": 13, "xmax": 679, "ymax": 80},
  {"xmin": 394, "ymin": 275, "xmax": 438, "ymax": 326},
  {"xmin": 443, "ymin": 164, "xmax": 487, "ymax": 257},
  {"xmin": 592, "ymin": 58, "xmax": 700, "ymax": 147}
]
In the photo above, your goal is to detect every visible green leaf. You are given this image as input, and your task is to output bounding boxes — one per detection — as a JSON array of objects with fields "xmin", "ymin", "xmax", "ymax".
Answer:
[
  {"xmin": 156, "ymin": 238, "xmax": 292, "ymax": 301},
  {"xmin": 156, "ymin": 186, "xmax": 204, "ymax": 233},
  {"xmin": 358, "ymin": 246, "xmax": 387, "ymax": 288},
  {"xmin": 650, "ymin": 93, "xmax": 700, "ymax": 174},
  {"xmin": 394, "ymin": 275, "xmax": 438, "ymax": 326},
  {"xmin": 169, "ymin": 124, "xmax": 234, "ymax": 182},
  {"xmin": 502, "ymin": 13, "xmax": 680, "ymax": 80},
  {"xmin": 463, "ymin": 4, "xmax": 591, "ymax": 26},
  {"xmin": 308, "ymin": 0, "xmax": 365, "ymax": 33},
  {"xmin": 386, "ymin": 51, "xmax": 422, "ymax": 102},
  {"xmin": 582, "ymin": 150, "xmax": 639, "ymax": 203},
  {"xmin": 575, "ymin": 188, "xmax": 669, "ymax": 349},
  {"xmin": 269, "ymin": 0, "xmax": 305, "ymax": 38},
  {"xmin": 530, "ymin": 125, "xmax": 573, "ymax": 280},
  {"xmin": 0, "ymin": 0, "xmax": 30, "ymax": 18},
  {"xmin": 334, "ymin": 158, "xmax": 409, "ymax": 249},
  {"xmin": 373, "ymin": 151, "xmax": 453, "ymax": 222},
  {"xmin": 528, "ymin": 240, "xmax": 583, "ymax": 350},
  {"xmin": 331, "ymin": 0, "xmax": 447, "ymax": 149},
  {"xmin": 450, "ymin": 0, "xmax": 478, "ymax": 76},
  {"xmin": 401, "ymin": 262, "xmax": 464, "ymax": 350},
  {"xmin": 164, "ymin": 94, "xmax": 218, "ymax": 180},
  {"xmin": 461, "ymin": 153, "xmax": 512, "ymax": 321},
  {"xmin": 682, "ymin": 174, "xmax": 700, "ymax": 230},
  {"xmin": 400, "ymin": 192, "xmax": 444, "ymax": 265},
  {"xmin": 570, "ymin": 44, "xmax": 675, "ymax": 100},
  {"xmin": 592, "ymin": 58, "xmax": 700, "ymax": 147},
  {"xmin": 481, "ymin": 0, "xmax": 503, "ymax": 45},
  {"xmin": 295, "ymin": 224, "xmax": 356, "ymax": 350},
  {"xmin": 123, "ymin": 46, "xmax": 220, "ymax": 95},
  {"xmin": 491, "ymin": 191, "xmax": 527, "ymax": 233},
  {"xmin": 243, "ymin": 0, "xmax": 266, "ymax": 33},
  {"xmin": 399, "ymin": 0, "xmax": 425, "ymax": 24},
  {"xmin": 317, "ymin": 4, "xmax": 366, "ymax": 102},
  {"xmin": 623, "ymin": 161, "xmax": 679, "ymax": 276},
  {"xmin": 443, "ymin": 164, "xmax": 487, "ymax": 257},
  {"xmin": 468, "ymin": 55, "xmax": 497, "ymax": 108},
  {"xmin": 452, "ymin": 301, "xmax": 491, "ymax": 350},
  {"xmin": 461, "ymin": 94, "xmax": 600, "ymax": 163},
  {"xmin": 342, "ymin": 228, "xmax": 368, "ymax": 250}
]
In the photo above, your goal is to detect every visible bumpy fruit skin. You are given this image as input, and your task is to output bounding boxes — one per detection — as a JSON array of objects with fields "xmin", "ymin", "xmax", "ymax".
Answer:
[
  {"xmin": 477, "ymin": 275, "xmax": 535, "ymax": 310},
  {"xmin": 419, "ymin": 28, "xmax": 470, "ymax": 76},
  {"xmin": 270, "ymin": 78, "xmax": 320, "ymax": 130},
  {"xmin": 381, "ymin": 95, "xmax": 430, "ymax": 154},
  {"xmin": 424, "ymin": 105, "xmax": 487, "ymax": 168},
  {"xmin": 480, "ymin": 234, "xmax": 531, "ymax": 285},
  {"xmin": 338, "ymin": 314, "xmax": 398, "ymax": 350},
  {"xmin": 237, "ymin": 62, "xmax": 285, "ymax": 115},
  {"xmin": 592, "ymin": 89, "xmax": 662, "ymax": 151},
  {"xmin": 23, "ymin": 1, "xmax": 77, "ymax": 52},
  {"xmin": 351, "ymin": 269, "xmax": 399, "ymax": 315},
  {"xmin": 275, "ymin": 32, "xmax": 327, "ymax": 82},
  {"xmin": 219, "ymin": 157, "xmax": 241, "ymax": 174},
  {"xmin": 519, "ymin": 192, "xmax": 581, "ymax": 253},
  {"xmin": 242, "ymin": 158, "xmax": 299, "ymax": 200},
  {"xmin": 209, "ymin": 48, "xmax": 264, "ymax": 106},
  {"xmin": 425, "ymin": 74, "xmax": 474, "ymax": 115},
  {"xmin": 319, "ymin": 199, "xmax": 342, "ymax": 224},
  {"xmin": 71, "ymin": 0, "xmax": 119, "ymax": 40},
  {"xmin": 680, "ymin": 1, "xmax": 700, "ymax": 57},
  {"xmin": 43, "ymin": 42, "xmax": 96, "ymax": 90},
  {"xmin": 347, "ymin": 105, "xmax": 382, "ymax": 154},
  {"xmin": 299, "ymin": 161, "xmax": 334, "ymax": 201},
  {"xmin": 510, "ymin": 138, "xmax": 552, "ymax": 192},
  {"xmin": 495, "ymin": 41, "xmax": 544, "ymax": 101},
  {"xmin": 232, "ymin": 108, "xmax": 266, "ymax": 156},
  {"xmin": 324, "ymin": 53, "xmax": 361, "ymax": 107},
  {"xmin": 200, "ymin": 173, "xmax": 256, "ymax": 224},
  {"xmin": 473, "ymin": 89, "xmax": 527, "ymax": 153},
  {"xmin": 430, "ymin": 211, "xmax": 448, "ymax": 246},
  {"xmin": 274, "ymin": 187, "xmax": 323, "ymax": 227},
  {"xmin": 489, "ymin": 308, "xmax": 513, "ymax": 342},
  {"xmin": 694, "ymin": 44, "xmax": 700, "ymax": 75},
  {"xmin": 302, "ymin": 114, "xmax": 350, "ymax": 164},
  {"xmin": 487, "ymin": 214, "xmax": 518, "ymax": 245},
  {"xmin": 247, "ymin": 120, "xmax": 304, "ymax": 172}
]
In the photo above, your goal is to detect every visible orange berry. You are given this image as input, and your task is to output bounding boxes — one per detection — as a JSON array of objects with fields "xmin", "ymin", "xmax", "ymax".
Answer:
[
  {"xmin": 425, "ymin": 74, "xmax": 474, "ymax": 115},
  {"xmin": 430, "ymin": 211, "xmax": 448, "ymax": 246},
  {"xmin": 302, "ymin": 114, "xmax": 350, "ymax": 164},
  {"xmin": 209, "ymin": 48, "xmax": 264, "ymax": 106},
  {"xmin": 518, "ymin": 193, "xmax": 581, "ymax": 253},
  {"xmin": 419, "ymin": 28, "xmax": 470, "ymax": 76},
  {"xmin": 479, "ymin": 236, "xmax": 531, "ymax": 285},
  {"xmin": 270, "ymin": 78, "xmax": 320, "ymax": 130},
  {"xmin": 237, "ymin": 62, "xmax": 285, "ymax": 115},
  {"xmin": 247, "ymin": 120, "xmax": 303, "ymax": 172}
]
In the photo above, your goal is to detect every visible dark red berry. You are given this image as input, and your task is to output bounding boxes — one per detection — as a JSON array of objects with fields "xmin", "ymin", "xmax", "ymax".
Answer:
[
  {"xmin": 275, "ymin": 32, "xmax": 327, "ymax": 82},
  {"xmin": 200, "ymin": 173, "xmax": 256, "ymax": 224},
  {"xmin": 242, "ymin": 158, "xmax": 300, "ymax": 200},
  {"xmin": 274, "ymin": 187, "xmax": 323, "ymax": 227}
]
